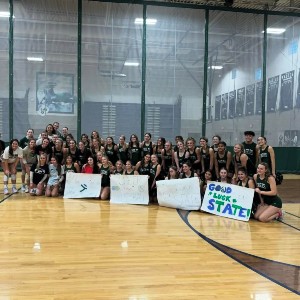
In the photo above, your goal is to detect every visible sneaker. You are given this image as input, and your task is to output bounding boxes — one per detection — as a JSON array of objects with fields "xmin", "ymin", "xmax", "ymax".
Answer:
[
  {"xmin": 4, "ymin": 187, "xmax": 9, "ymax": 195},
  {"xmin": 12, "ymin": 187, "xmax": 18, "ymax": 194},
  {"xmin": 21, "ymin": 185, "xmax": 26, "ymax": 192},
  {"xmin": 25, "ymin": 186, "xmax": 29, "ymax": 193}
]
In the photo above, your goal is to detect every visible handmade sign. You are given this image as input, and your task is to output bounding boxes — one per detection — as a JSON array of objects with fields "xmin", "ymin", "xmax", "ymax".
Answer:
[
  {"xmin": 157, "ymin": 177, "xmax": 201, "ymax": 210},
  {"xmin": 110, "ymin": 175, "xmax": 149, "ymax": 205},
  {"xmin": 201, "ymin": 181, "xmax": 254, "ymax": 221},
  {"xmin": 63, "ymin": 173, "xmax": 102, "ymax": 198}
]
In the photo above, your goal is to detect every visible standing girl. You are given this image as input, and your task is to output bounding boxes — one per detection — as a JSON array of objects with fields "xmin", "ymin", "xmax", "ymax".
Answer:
[
  {"xmin": 161, "ymin": 141, "xmax": 175, "ymax": 176},
  {"xmin": 128, "ymin": 134, "xmax": 141, "ymax": 167},
  {"xmin": 117, "ymin": 135, "xmax": 128, "ymax": 164},
  {"xmin": 1, "ymin": 139, "xmax": 23, "ymax": 195},
  {"xmin": 174, "ymin": 141, "xmax": 189, "ymax": 173},
  {"xmin": 257, "ymin": 136, "xmax": 276, "ymax": 177},
  {"xmin": 141, "ymin": 133, "xmax": 154, "ymax": 157},
  {"xmin": 22, "ymin": 138, "xmax": 38, "ymax": 193}
]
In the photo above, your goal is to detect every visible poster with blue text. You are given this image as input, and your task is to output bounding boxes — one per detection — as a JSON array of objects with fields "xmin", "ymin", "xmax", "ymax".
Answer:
[{"xmin": 201, "ymin": 181, "xmax": 254, "ymax": 221}]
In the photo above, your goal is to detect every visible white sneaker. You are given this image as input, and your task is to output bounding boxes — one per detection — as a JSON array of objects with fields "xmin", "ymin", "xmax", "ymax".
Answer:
[
  {"xmin": 21, "ymin": 185, "xmax": 26, "ymax": 192},
  {"xmin": 4, "ymin": 187, "xmax": 9, "ymax": 195},
  {"xmin": 12, "ymin": 187, "xmax": 18, "ymax": 194},
  {"xmin": 25, "ymin": 186, "xmax": 29, "ymax": 193}
]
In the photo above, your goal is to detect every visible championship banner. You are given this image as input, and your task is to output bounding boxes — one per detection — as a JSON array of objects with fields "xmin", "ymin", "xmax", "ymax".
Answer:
[
  {"xmin": 63, "ymin": 173, "xmax": 102, "ymax": 199},
  {"xmin": 201, "ymin": 181, "xmax": 254, "ymax": 221},
  {"xmin": 157, "ymin": 177, "xmax": 201, "ymax": 210},
  {"xmin": 110, "ymin": 175, "xmax": 149, "ymax": 205}
]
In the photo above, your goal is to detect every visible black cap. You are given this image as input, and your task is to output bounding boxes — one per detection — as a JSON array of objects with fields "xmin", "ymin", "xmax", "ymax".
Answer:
[{"xmin": 244, "ymin": 130, "xmax": 255, "ymax": 136}]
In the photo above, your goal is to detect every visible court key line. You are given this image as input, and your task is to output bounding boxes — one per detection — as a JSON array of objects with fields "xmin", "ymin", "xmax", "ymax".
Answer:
[
  {"xmin": 177, "ymin": 209, "xmax": 300, "ymax": 296},
  {"xmin": 0, "ymin": 188, "xmax": 21, "ymax": 204},
  {"xmin": 285, "ymin": 211, "xmax": 300, "ymax": 219}
]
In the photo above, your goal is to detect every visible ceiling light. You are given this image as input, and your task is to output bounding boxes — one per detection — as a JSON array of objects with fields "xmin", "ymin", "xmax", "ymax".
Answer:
[
  {"xmin": 0, "ymin": 11, "xmax": 15, "ymax": 18},
  {"xmin": 134, "ymin": 18, "xmax": 157, "ymax": 25},
  {"xmin": 27, "ymin": 57, "xmax": 44, "ymax": 62},
  {"xmin": 209, "ymin": 66, "xmax": 223, "ymax": 70},
  {"xmin": 124, "ymin": 62, "xmax": 139, "ymax": 67},
  {"xmin": 263, "ymin": 28, "xmax": 286, "ymax": 34}
]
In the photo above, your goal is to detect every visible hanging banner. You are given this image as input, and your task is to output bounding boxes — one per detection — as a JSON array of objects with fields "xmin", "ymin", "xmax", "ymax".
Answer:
[
  {"xmin": 279, "ymin": 70, "xmax": 294, "ymax": 111},
  {"xmin": 256, "ymin": 81, "xmax": 263, "ymax": 114},
  {"xmin": 228, "ymin": 90, "xmax": 236, "ymax": 119},
  {"xmin": 267, "ymin": 75, "xmax": 279, "ymax": 112},
  {"xmin": 221, "ymin": 93, "xmax": 228, "ymax": 120},
  {"xmin": 63, "ymin": 173, "xmax": 102, "ymax": 199},
  {"xmin": 201, "ymin": 181, "xmax": 254, "ymax": 222},
  {"xmin": 236, "ymin": 87, "xmax": 245, "ymax": 117},
  {"xmin": 157, "ymin": 177, "xmax": 201, "ymax": 210},
  {"xmin": 110, "ymin": 175, "xmax": 149, "ymax": 205},
  {"xmin": 246, "ymin": 84, "xmax": 255, "ymax": 115},
  {"xmin": 215, "ymin": 95, "xmax": 221, "ymax": 121}
]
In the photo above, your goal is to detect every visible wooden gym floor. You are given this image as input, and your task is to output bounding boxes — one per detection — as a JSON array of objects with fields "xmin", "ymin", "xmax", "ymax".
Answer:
[{"xmin": 0, "ymin": 175, "xmax": 299, "ymax": 299}]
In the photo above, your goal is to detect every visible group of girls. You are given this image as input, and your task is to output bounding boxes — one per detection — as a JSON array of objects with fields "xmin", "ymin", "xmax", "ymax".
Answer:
[{"xmin": 0, "ymin": 127, "xmax": 282, "ymax": 222}]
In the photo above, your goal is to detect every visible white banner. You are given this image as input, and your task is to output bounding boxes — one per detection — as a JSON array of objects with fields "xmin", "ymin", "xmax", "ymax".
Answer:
[
  {"xmin": 201, "ymin": 181, "xmax": 254, "ymax": 221},
  {"xmin": 110, "ymin": 175, "xmax": 149, "ymax": 205},
  {"xmin": 63, "ymin": 173, "xmax": 102, "ymax": 199},
  {"xmin": 157, "ymin": 177, "xmax": 201, "ymax": 210}
]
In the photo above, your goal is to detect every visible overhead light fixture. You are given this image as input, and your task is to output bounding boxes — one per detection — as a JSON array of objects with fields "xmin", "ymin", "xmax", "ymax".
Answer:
[
  {"xmin": 124, "ymin": 61, "xmax": 139, "ymax": 67},
  {"xmin": 0, "ymin": 11, "xmax": 15, "ymax": 18},
  {"xmin": 27, "ymin": 57, "xmax": 44, "ymax": 62},
  {"xmin": 134, "ymin": 18, "xmax": 157, "ymax": 25},
  {"xmin": 263, "ymin": 28, "xmax": 286, "ymax": 34},
  {"xmin": 209, "ymin": 66, "xmax": 223, "ymax": 70}
]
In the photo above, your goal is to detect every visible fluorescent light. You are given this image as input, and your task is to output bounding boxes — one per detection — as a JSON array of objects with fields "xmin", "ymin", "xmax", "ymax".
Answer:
[
  {"xmin": 263, "ymin": 28, "xmax": 286, "ymax": 34},
  {"xmin": 134, "ymin": 18, "xmax": 157, "ymax": 25},
  {"xmin": 124, "ymin": 61, "xmax": 139, "ymax": 67},
  {"xmin": 209, "ymin": 65, "xmax": 223, "ymax": 70},
  {"xmin": 0, "ymin": 11, "xmax": 15, "ymax": 18},
  {"xmin": 27, "ymin": 57, "xmax": 44, "ymax": 62}
]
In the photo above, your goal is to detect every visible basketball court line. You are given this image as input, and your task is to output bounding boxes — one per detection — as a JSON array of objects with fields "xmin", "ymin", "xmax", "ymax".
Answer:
[{"xmin": 177, "ymin": 209, "xmax": 300, "ymax": 296}]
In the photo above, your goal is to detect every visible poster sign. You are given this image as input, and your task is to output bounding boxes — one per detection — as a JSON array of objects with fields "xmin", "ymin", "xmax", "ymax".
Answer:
[
  {"xmin": 63, "ymin": 173, "xmax": 102, "ymax": 199},
  {"xmin": 110, "ymin": 175, "xmax": 149, "ymax": 205},
  {"xmin": 36, "ymin": 72, "xmax": 75, "ymax": 115},
  {"xmin": 201, "ymin": 181, "xmax": 254, "ymax": 221},
  {"xmin": 157, "ymin": 177, "xmax": 201, "ymax": 210}
]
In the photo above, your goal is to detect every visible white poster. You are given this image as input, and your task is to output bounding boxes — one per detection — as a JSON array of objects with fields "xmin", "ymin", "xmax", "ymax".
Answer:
[
  {"xmin": 201, "ymin": 181, "xmax": 254, "ymax": 221},
  {"xmin": 63, "ymin": 173, "xmax": 102, "ymax": 199},
  {"xmin": 157, "ymin": 177, "xmax": 201, "ymax": 210},
  {"xmin": 110, "ymin": 175, "xmax": 149, "ymax": 205}
]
